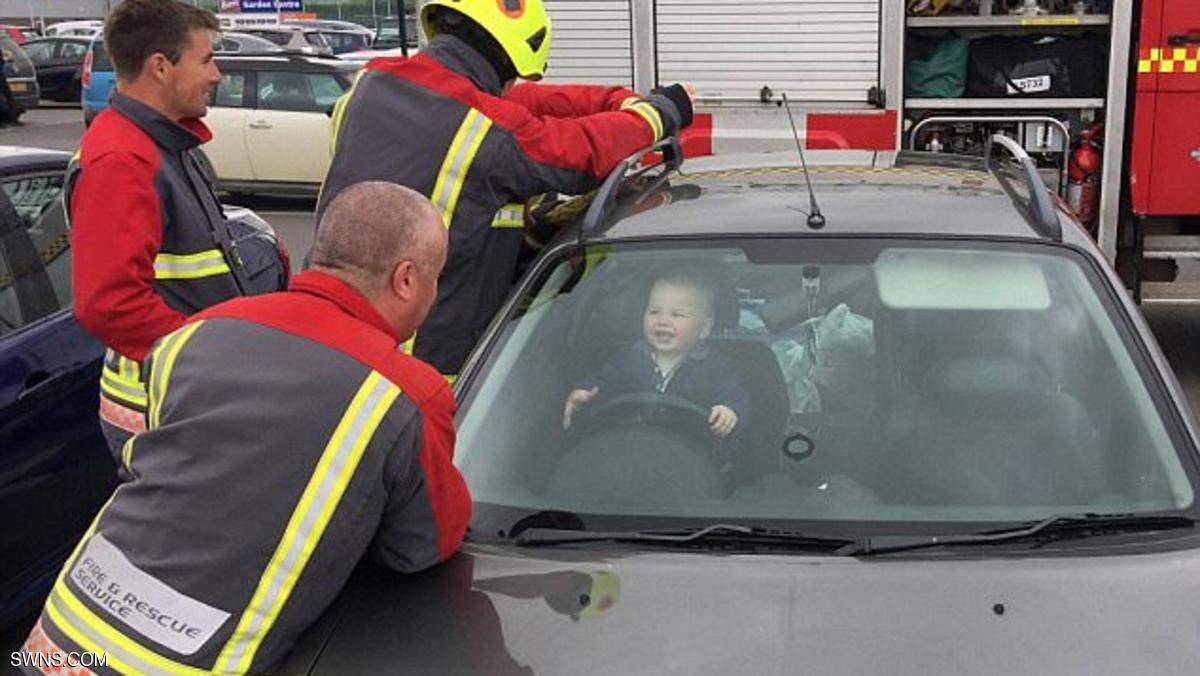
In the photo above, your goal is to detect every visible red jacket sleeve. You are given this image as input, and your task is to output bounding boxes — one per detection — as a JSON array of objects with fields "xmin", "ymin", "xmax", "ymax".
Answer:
[
  {"xmin": 503, "ymin": 82, "xmax": 639, "ymax": 118},
  {"xmin": 71, "ymin": 152, "xmax": 187, "ymax": 361},
  {"xmin": 418, "ymin": 383, "xmax": 471, "ymax": 562}
]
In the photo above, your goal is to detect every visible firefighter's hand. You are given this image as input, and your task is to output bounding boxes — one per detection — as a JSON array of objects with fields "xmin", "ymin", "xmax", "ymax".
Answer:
[
  {"xmin": 563, "ymin": 387, "xmax": 599, "ymax": 430},
  {"xmin": 709, "ymin": 405, "xmax": 738, "ymax": 437}
]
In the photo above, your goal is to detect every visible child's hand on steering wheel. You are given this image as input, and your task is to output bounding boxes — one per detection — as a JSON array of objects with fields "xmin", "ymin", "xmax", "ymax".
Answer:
[{"xmin": 709, "ymin": 405, "xmax": 738, "ymax": 437}]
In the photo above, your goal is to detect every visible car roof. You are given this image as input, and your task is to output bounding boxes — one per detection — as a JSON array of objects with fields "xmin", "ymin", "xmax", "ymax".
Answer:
[
  {"xmin": 598, "ymin": 152, "xmax": 1091, "ymax": 248},
  {"xmin": 213, "ymin": 54, "xmax": 358, "ymax": 72},
  {"xmin": 0, "ymin": 146, "xmax": 70, "ymax": 173}
]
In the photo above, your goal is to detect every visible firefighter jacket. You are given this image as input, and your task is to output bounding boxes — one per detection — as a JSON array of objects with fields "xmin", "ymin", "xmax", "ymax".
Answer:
[
  {"xmin": 31, "ymin": 270, "xmax": 472, "ymax": 675},
  {"xmin": 69, "ymin": 93, "xmax": 245, "ymax": 459},
  {"xmin": 318, "ymin": 34, "xmax": 688, "ymax": 376}
]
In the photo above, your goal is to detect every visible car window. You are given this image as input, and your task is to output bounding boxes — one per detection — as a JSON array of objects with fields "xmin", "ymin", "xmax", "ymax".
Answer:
[
  {"xmin": 257, "ymin": 71, "xmax": 345, "ymax": 112},
  {"xmin": 59, "ymin": 41, "xmax": 87, "ymax": 59},
  {"xmin": 248, "ymin": 30, "xmax": 291, "ymax": 47},
  {"xmin": 0, "ymin": 174, "xmax": 69, "ymax": 334},
  {"xmin": 21, "ymin": 40, "xmax": 53, "ymax": 62},
  {"xmin": 1, "ymin": 36, "xmax": 34, "ymax": 78},
  {"xmin": 90, "ymin": 40, "xmax": 111, "ymax": 72},
  {"xmin": 456, "ymin": 238, "xmax": 1198, "ymax": 534},
  {"xmin": 211, "ymin": 71, "xmax": 250, "ymax": 108}
]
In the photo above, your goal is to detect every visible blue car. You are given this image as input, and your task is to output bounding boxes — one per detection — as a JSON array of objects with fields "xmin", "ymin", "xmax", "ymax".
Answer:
[
  {"xmin": 80, "ymin": 36, "xmax": 114, "ymax": 127},
  {"xmin": 0, "ymin": 146, "xmax": 114, "ymax": 635}
]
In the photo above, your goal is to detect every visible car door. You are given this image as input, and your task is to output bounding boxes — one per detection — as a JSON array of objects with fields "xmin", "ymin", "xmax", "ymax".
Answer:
[
  {"xmin": 21, "ymin": 39, "xmax": 59, "ymax": 94},
  {"xmin": 247, "ymin": 69, "xmax": 345, "ymax": 185},
  {"xmin": 204, "ymin": 70, "xmax": 256, "ymax": 184},
  {"xmin": 0, "ymin": 169, "xmax": 113, "ymax": 629},
  {"xmin": 54, "ymin": 38, "xmax": 88, "ymax": 100}
]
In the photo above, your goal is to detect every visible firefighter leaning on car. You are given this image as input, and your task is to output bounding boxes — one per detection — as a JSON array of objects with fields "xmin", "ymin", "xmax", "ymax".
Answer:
[
  {"xmin": 318, "ymin": 0, "xmax": 695, "ymax": 378},
  {"xmin": 69, "ymin": 0, "xmax": 286, "ymax": 468},
  {"xmin": 20, "ymin": 182, "xmax": 471, "ymax": 675}
]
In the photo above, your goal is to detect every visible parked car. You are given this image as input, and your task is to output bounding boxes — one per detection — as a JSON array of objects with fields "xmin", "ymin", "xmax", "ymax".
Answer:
[
  {"xmin": 284, "ymin": 21, "xmax": 372, "ymax": 55},
  {"xmin": 42, "ymin": 20, "xmax": 102, "ymax": 38},
  {"xmin": 1, "ymin": 35, "xmax": 39, "ymax": 119},
  {"xmin": 204, "ymin": 54, "xmax": 358, "ymax": 196},
  {"xmin": 216, "ymin": 31, "xmax": 286, "ymax": 55},
  {"xmin": 80, "ymin": 36, "xmax": 114, "ymax": 127},
  {"xmin": 0, "ymin": 146, "xmax": 114, "ymax": 633},
  {"xmin": 371, "ymin": 15, "xmax": 419, "ymax": 49},
  {"xmin": 240, "ymin": 26, "xmax": 333, "ymax": 56},
  {"xmin": 20, "ymin": 36, "xmax": 89, "ymax": 102},
  {"xmin": 282, "ymin": 141, "xmax": 1200, "ymax": 674}
]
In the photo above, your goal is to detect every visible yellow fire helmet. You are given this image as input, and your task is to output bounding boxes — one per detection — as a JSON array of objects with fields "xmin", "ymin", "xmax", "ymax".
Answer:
[{"xmin": 420, "ymin": 0, "xmax": 553, "ymax": 80}]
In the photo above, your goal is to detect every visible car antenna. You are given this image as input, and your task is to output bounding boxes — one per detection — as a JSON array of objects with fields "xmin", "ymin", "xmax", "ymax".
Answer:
[{"xmin": 780, "ymin": 93, "xmax": 825, "ymax": 230}]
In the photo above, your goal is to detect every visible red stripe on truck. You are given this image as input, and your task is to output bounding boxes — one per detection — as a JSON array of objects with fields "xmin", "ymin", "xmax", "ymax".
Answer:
[{"xmin": 805, "ymin": 110, "xmax": 897, "ymax": 151}]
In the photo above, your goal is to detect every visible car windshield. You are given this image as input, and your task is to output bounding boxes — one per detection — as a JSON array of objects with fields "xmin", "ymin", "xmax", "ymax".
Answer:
[
  {"xmin": 456, "ymin": 238, "xmax": 1198, "ymax": 535},
  {"xmin": 1, "ymin": 35, "xmax": 34, "ymax": 77}
]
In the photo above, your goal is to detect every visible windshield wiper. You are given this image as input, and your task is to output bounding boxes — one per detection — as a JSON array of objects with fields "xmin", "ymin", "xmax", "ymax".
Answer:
[
  {"xmin": 514, "ymin": 523, "xmax": 853, "ymax": 552},
  {"xmin": 837, "ymin": 513, "xmax": 1196, "ymax": 557}
]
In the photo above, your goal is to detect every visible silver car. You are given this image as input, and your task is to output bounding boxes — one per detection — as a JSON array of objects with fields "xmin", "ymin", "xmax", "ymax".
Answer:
[
  {"xmin": 240, "ymin": 26, "xmax": 332, "ymax": 56},
  {"xmin": 282, "ymin": 141, "xmax": 1200, "ymax": 674}
]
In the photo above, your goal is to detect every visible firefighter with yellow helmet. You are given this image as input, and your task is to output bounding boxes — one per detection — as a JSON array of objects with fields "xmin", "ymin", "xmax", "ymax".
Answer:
[{"xmin": 318, "ymin": 0, "xmax": 695, "ymax": 378}]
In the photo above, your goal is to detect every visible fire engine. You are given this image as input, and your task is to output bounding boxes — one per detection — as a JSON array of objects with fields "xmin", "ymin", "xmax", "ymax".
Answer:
[{"xmin": 527, "ymin": 0, "xmax": 1198, "ymax": 304}]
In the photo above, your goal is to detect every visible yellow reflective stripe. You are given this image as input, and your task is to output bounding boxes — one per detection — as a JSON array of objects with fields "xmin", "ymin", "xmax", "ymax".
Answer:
[
  {"xmin": 47, "ymin": 580, "xmax": 209, "ymax": 675},
  {"xmin": 444, "ymin": 374, "xmax": 457, "ymax": 386},
  {"xmin": 147, "ymin": 322, "xmax": 203, "ymax": 431},
  {"xmin": 328, "ymin": 75, "xmax": 359, "ymax": 156},
  {"xmin": 100, "ymin": 366, "xmax": 148, "ymax": 407},
  {"xmin": 621, "ymin": 98, "xmax": 663, "ymax": 141},
  {"xmin": 121, "ymin": 435, "xmax": 134, "ymax": 472},
  {"xmin": 214, "ymin": 371, "xmax": 401, "ymax": 673},
  {"xmin": 491, "ymin": 202, "xmax": 524, "ymax": 228},
  {"xmin": 154, "ymin": 250, "xmax": 231, "ymax": 280},
  {"xmin": 430, "ymin": 109, "xmax": 493, "ymax": 227}
]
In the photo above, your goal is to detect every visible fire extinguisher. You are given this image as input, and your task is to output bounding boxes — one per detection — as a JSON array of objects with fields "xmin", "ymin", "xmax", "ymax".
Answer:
[{"xmin": 1068, "ymin": 122, "xmax": 1103, "ymax": 228}]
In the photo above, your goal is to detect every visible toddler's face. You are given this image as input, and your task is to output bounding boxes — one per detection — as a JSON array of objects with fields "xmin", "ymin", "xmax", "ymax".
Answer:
[{"xmin": 643, "ymin": 282, "xmax": 713, "ymax": 357}]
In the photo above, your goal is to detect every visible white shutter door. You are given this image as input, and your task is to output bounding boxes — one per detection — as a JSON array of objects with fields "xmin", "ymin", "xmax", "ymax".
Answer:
[
  {"xmin": 542, "ymin": 0, "xmax": 634, "ymax": 86},
  {"xmin": 656, "ymin": 0, "xmax": 881, "ymax": 103}
]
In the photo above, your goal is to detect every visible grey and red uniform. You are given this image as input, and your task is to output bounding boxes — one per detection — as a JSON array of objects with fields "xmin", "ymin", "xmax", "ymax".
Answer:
[
  {"xmin": 318, "ymin": 34, "xmax": 691, "ymax": 376},
  {"xmin": 68, "ymin": 93, "xmax": 252, "ymax": 467},
  {"xmin": 23, "ymin": 270, "xmax": 470, "ymax": 674}
]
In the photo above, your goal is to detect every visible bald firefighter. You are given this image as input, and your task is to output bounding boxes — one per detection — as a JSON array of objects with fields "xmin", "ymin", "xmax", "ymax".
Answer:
[
  {"xmin": 318, "ymin": 0, "xmax": 695, "ymax": 378},
  {"xmin": 20, "ymin": 183, "xmax": 471, "ymax": 675}
]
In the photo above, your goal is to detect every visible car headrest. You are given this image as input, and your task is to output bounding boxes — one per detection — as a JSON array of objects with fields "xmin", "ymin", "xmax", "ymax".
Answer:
[{"xmin": 929, "ymin": 357, "xmax": 1048, "ymax": 421}]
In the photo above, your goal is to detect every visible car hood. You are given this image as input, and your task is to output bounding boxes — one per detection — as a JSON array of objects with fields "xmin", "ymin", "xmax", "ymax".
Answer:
[{"xmin": 297, "ymin": 540, "xmax": 1200, "ymax": 675}]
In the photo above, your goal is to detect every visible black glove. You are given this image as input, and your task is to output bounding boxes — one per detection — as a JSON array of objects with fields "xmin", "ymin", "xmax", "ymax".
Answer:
[{"xmin": 652, "ymin": 83, "xmax": 694, "ymax": 131}]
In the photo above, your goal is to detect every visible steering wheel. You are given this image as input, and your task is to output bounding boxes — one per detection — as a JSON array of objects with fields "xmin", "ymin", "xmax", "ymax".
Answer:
[
  {"xmin": 569, "ymin": 391, "xmax": 715, "ymax": 445},
  {"xmin": 549, "ymin": 392, "xmax": 731, "ymax": 502}
]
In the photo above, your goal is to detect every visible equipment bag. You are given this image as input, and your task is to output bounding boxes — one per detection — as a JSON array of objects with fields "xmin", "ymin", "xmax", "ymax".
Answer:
[
  {"xmin": 966, "ymin": 33, "xmax": 1107, "ymax": 98},
  {"xmin": 905, "ymin": 33, "xmax": 969, "ymax": 98}
]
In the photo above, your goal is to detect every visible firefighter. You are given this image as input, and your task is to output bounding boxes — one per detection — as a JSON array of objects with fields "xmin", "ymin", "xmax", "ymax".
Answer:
[
  {"xmin": 70, "ymin": 0, "xmax": 284, "ymax": 467},
  {"xmin": 20, "ymin": 182, "xmax": 471, "ymax": 675},
  {"xmin": 318, "ymin": 0, "xmax": 696, "ymax": 378}
]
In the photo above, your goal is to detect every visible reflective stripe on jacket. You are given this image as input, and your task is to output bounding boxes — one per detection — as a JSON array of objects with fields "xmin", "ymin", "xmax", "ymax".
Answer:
[
  {"xmin": 36, "ymin": 270, "xmax": 471, "ymax": 675},
  {"xmin": 317, "ymin": 35, "xmax": 683, "ymax": 375}
]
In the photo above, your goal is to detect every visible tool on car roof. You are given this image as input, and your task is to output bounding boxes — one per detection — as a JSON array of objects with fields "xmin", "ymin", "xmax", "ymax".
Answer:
[{"xmin": 780, "ymin": 93, "xmax": 826, "ymax": 230}]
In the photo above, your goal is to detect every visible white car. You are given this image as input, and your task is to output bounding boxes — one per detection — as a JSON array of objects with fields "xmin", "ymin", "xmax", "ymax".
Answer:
[
  {"xmin": 42, "ymin": 20, "xmax": 102, "ymax": 38},
  {"xmin": 203, "ymin": 54, "xmax": 359, "ymax": 196}
]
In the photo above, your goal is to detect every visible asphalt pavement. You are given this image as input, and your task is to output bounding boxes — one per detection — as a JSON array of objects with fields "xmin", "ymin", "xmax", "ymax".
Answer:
[{"xmin": 4, "ymin": 106, "xmax": 1200, "ymax": 416}]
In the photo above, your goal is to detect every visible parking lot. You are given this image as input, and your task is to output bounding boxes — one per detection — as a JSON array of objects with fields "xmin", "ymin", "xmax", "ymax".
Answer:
[{"xmin": 4, "ymin": 104, "xmax": 1200, "ymax": 417}]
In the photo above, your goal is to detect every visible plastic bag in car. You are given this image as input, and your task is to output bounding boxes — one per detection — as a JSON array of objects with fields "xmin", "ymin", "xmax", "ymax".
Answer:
[{"xmin": 773, "ymin": 303, "xmax": 875, "ymax": 413}]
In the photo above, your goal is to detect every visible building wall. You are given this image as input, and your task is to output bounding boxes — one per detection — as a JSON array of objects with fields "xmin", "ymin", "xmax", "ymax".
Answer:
[{"xmin": 0, "ymin": 0, "xmax": 116, "ymax": 24}]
